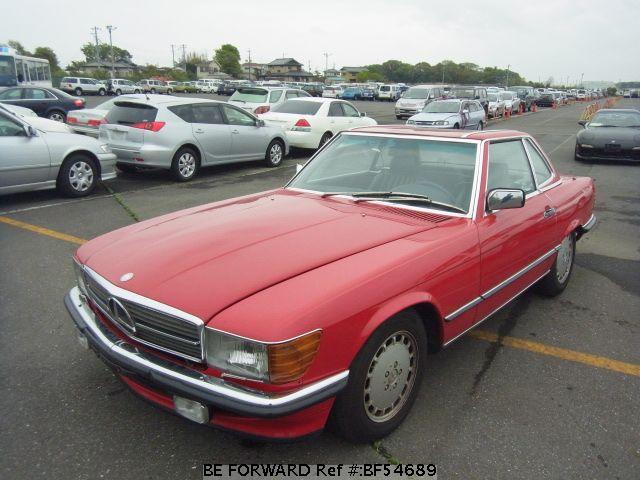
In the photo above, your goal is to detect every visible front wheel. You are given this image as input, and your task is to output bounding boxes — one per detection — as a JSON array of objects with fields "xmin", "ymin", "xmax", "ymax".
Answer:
[
  {"xmin": 150, "ymin": 88, "xmax": 156, "ymax": 94},
  {"xmin": 48, "ymin": 110, "xmax": 66, "ymax": 122},
  {"xmin": 537, "ymin": 232, "xmax": 576, "ymax": 296},
  {"xmin": 171, "ymin": 147, "xmax": 200, "ymax": 181},
  {"xmin": 319, "ymin": 132, "xmax": 333, "ymax": 149},
  {"xmin": 330, "ymin": 310, "xmax": 426, "ymax": 443},
  {"xmin": 115, "ymin": 89, "xmax": 122, "ymax": 96},
  {"xmin": 57, "ymin": 154, "xmax": 97, "ymax": 197},
  {"xmin": 98, "ymin": 88, "xmax": 106, "ymax": 96},
  {"xmin": 265, "ymin": 139, "xmax": 284, "ymax": 167}
]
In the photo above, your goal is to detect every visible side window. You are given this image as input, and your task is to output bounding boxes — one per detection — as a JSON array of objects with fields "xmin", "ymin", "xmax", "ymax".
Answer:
[
  {"xmin": 269, "ymin": 90, "xmax": 283, "ymax": 103},
  {"xmin": 328, "ymin": 102, "xmax": 344, "ymax": 117},
  {"xmin": 487, "ymin": 140, "xmax": 536, "ymax": 194},
  {"xmin": 0, "ymin": 89, "xmax": 24, "ymax": 100},
  {"xmin": 342, "ymin": 103, "xmax": 360, "ymax": 117},
  {"xmin": 24, "ymin": 89, "xmax": 50, "ymax": 100},
  {"xmin": 0, "ymin": 114, "xmax": 26, "ymax": 137},
  {"xmin": 190, "ymin": 104, "xmax": 224, "ymax": 124},
  {"xmin": 298, "ymin": 89, "xmax": 311, "ymax": 97},
  {"xmin": 525, "ymin": 139, "xmax": 553, "ymax": 186},
  {"xmin": 222, "ymin": 105, "xmax": 256, "ymax": 126},
  {"xmin": 285, "ymin": 90, "xmax": 298, "ymax": 99},
  {"xmin": 80, "ymin": 79, "xmax": 91, "ymax": 84}
]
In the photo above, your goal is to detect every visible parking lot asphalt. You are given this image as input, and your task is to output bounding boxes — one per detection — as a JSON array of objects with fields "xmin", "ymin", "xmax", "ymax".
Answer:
[{"xmin": 1, "ymin": 98, "xmax": 639, "ymax": 480}]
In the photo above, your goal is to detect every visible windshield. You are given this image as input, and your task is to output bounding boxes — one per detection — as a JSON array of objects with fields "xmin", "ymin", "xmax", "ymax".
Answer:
[
  {"xmin": 423, "ymin": 101, "xmax": 460, "ymax": 113},
  {"xmin": 106, "ymin": 102, "xmax": 158, "ymax": 125},
  {"xmin": 344, "ymin": 88, "xmax": 359, "ymax": 93},
  {"xmin": 488, "ymin": 94, "xmax": 498, "ymax": 102},
  {"xmin": 403, "ymin": 88, "xmax": 430, "ymax": 99},
  {"xmin": 589, "ymin": 111, "xmax": 640, "ymax": 127},
  {"xmin": 272, "ymin": 100, "xmax": 322, "ymax": 115},
  {"xmin": 230, "ymin": 88, "xmax": 268, "ymax": 103},
  {"xmin": 288, "ymin": 134, "xmax": 478, "ymax": 213},
  {"xmin": 452, "ymin": 88, "xmax": 475, "ymax": 99},
  {"xmin": 380, "ymin": 86, "xmax": 391, "ymax": 91},
  {"xmin": 0, "ymin": 55, "xmax": 17, "ymax": 87}
]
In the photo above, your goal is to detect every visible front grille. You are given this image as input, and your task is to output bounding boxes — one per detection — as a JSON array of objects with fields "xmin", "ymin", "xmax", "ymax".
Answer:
[
  {"xmin": 84, "ymin": 269, "xmax": 204, "ymax": 361},
  {"xmin": 415, "ymin": 121, "xmax": 435, "ymax": 126},
  {"xmin": 579, "ymin": 146, "xmax": 640, "ymax": 160}
]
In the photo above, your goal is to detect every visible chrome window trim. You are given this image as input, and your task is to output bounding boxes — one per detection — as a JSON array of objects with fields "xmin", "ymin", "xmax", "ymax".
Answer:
[
  {"xmin": 523, "ymin": 137, "xmax": 554, "ymax": 189},
  {"xmin": 285, "ymin": 132, "xmax": 482, "ymax": 219},
  {"xmin": 81, "ymin": 265, "xmax": 206, "ymax": 362},
  {"xmin": 443, "ymin": 270, "xmax": 551, "ymax": 347},
  {"xmin": 444, "ymin": 245, "xmax": 560, "ymax": 322}
]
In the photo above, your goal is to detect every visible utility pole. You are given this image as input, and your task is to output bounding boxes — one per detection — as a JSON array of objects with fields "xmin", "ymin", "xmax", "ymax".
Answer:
[
  {"xmin": 105, "ymin": 25, "xmax": 117, "ymax": 78},
  {"xmin": 171, "ymin": 44, "xmax": 177, "ymax": 67},
  {"xmin": 247, "ymin": 49, "xmax": 252, "ymax": 80},
  {"xmin": 322, "ymin": 52, "xmax": 331, "ymax": 76},
  {"xmin": 180, "ymin": 44, "xmax": 187, "ymax": 70},
  {"xmin": 90, "ymin": 27, "xmax": 101, "ymax": 62},
  {"xmin": 442, "ymin": 64, "xmax": 445, "ymax": 84},
  {"xmin": 505, "ymin": 64, "xmax": 511, "ymax": 88},
  {"xmin": 580, "ymin": 72, "xmax": 584, "ymax": 88}
]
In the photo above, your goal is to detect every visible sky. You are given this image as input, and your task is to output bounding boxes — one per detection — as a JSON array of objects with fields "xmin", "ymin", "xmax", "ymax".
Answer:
[{"xmin": 3, "ymin": 0, "xmax": 638, "ymax": 83}]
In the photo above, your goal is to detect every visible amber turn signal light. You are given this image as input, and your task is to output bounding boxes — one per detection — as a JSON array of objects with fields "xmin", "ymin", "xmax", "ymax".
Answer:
[{"xmin": 268, "ymin": 330, "xmax": 322, "ymax": 384}]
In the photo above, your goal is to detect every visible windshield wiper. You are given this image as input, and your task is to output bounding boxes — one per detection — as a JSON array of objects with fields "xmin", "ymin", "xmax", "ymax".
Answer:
[{"xmin": 321, "ymin": 191, "xmax": 467, "ymax": 213}]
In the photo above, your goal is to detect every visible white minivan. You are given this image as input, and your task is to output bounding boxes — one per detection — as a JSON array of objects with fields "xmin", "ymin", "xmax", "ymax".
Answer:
[
  {"xmin": 228, "ymin": 87, "xmax": 310, "ymax": 115},
  {"xmin": 377, "ymin": 84, "xmax": 400, "ymax": 101}
]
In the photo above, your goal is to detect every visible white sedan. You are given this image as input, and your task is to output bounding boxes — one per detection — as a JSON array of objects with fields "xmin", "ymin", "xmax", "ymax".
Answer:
[{"xmin": 259, "ymin": 98, "xmax": 377, "ymax": 149}]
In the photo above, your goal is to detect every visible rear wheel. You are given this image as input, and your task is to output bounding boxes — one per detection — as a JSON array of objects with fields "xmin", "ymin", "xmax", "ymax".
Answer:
[
  {"xmin": 265, "ymin": 139, "xmax": 284, "ymax": 167},
  {"xmin": 98, "ymin": 88, "xmax": 106, "ymax": 96},
  {"xmin": 115, "ymin": 89, "xmax": 122, "ymax": 96},
  {"xmin": 330, "ymin": 309, "xmax": 427, "ymax": 443},
  {"xmin": 453, "ymin": 123, "xmax": 460, "ymax": 129},
  {"xmin": 477, "ymin": 121, "xmax": 484, "ymax": 130},
  {"xmin": 57, "ymin": 154, "xmax": 97, "ymax": 197},
  {"xmin": 319, "ymin": 132, "xmax": 333, "ymax": 148},
  {"xmin": 48, "ymin": 110, "xmax": 66, "ymax": 122},
  {"xmin": 171, "ymin": 147, "xmax": 200, "ymax": 181},
  {"xmin": 150, "ymin": 88, "xmax": 156, "ymax": 94},
  {"xmin": 537, "ymin": 233, "xmax": 576, "ymax": 296},
  {"xmin": 74, "ymin": 87, "xmax": 83, "ymax": 96}
]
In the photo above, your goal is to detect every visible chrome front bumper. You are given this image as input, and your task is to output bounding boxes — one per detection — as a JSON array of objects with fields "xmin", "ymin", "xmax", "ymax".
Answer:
[{"xmin": 65, "ymin": 287, "xmax": 348, "ymax": 418}]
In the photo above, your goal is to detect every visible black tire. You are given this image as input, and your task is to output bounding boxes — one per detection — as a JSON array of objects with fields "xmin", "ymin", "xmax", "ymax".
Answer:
[
  {"xmin": 477, "ymin": 121, "xmax": 484, "ymax": 130},
  {"xmin": 134, "ymin": 89, "xmax": 141, "ymax": 94},
  {"xmin": 115, "ymin": 89, "xmax": 122, "ymax": 96},
  {"xmin": 56, "ymin": 154, "xmax": 98, "ymax": 197},
  {"xmin": 48, "ymin": 110, "xmax": 66, "ymax": 122},
  {"xmin": 265, "ymin": 139, "xmax": 285, "ymax": 167},
  {"xmin": 537, "ymin": 232, "xmax": 576, "ymax": 296},
  {"xmin": 98, "ymin": 88, "xmax": 106, "ymax": 96},
  {"xmin": 116, "ymin": 162, "xmax": 138, "ymax": 173},
  {"xmin": 573, "ymin": 145, "xmax": 582, "ymax": 162},
  {"xmin": 395, "ymin": 115, "xmax": 402, "ymax": 120},
  {"xmin": 74, "ymin": 87, "xmax": 83, "ymax": 96},
  {"xmin": 171, "ymin": 147, "xmax": 200, "ymax": 182},
  {"xmin": 330, "ymin": 309, "xmax": 427, "ymax": 443},
  {"xmin": 150, "ymin": 88, "xmax": 156, "ymax": 94},
  {"xmin": 319, "ymin": 132, "xmax": 333, "ymax": 149},
  {"xmin": 453, "ymin": 123, "xmax": 460, "ymax": 129}
]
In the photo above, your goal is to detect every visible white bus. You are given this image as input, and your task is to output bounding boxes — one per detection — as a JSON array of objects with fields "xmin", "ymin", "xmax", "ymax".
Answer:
[{"xmin": 0, "ymin": 44, "xmax": 52, "ymax": 90}]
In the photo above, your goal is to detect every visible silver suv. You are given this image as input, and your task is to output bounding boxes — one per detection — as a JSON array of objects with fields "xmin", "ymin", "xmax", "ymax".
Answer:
[
  {"xmin": 108, "ymin": 79, "xmax": 141, "ymax": 95},
  {"xmin": 138, "ymin": 79, "xmax": 172, "ymax": 94},
  {"xmin": 60, "ymin": 77, "xmax": 108, "ymax": 96},
  {"xmin": 100, "ymin": 97, "xmax": 289, "ymax": 181},
  {"xmin": 395, "ymin": 84, "xmax": 446, "ymax": 119}
]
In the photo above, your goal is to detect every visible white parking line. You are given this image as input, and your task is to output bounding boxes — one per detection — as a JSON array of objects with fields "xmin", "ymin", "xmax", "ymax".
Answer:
[{"xmin": 547, "ymin": 134, "xmax": 576, "ymax": 155}]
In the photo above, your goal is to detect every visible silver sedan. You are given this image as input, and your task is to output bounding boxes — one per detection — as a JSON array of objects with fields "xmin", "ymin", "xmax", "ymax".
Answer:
[
  {"xmin": 100, "ymin": 97, "xmax": 289, "ymax": 181},
  {"xmin": 0, "ymin": 105, "xmax": 117, "ymax": 197},
  {"xmin": 406, "ymin": 99, "xmax": 487, "ymax": 130}
]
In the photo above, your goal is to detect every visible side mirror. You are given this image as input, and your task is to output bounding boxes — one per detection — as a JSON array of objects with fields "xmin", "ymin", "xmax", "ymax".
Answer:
[
  {"xmin": 256, "ymin": 119, "xmax": 265, "ymax": 127},
  {"xmin": 296, "ymin": 163, "xmax": 304, "ymax": 173},
  {"xmin": 24, "ymin": 125, "xmax": 38, "ymax": 137},
  {"xmin": 578, "ymin": 120, "xmax": 587, "ymax": 127},
  {"xmin": 360, "ymin": 112, "xmax": 366, "ymax": 117},
  {"xmin": 486, "ymin": 188, "xmax": 525, "ymax": 212}
]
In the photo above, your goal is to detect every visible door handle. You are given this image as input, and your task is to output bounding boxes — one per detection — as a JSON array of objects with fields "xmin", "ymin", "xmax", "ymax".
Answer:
[
  {"xmin": 194, "ymin": 129, "xmax": 204, "ymax": 134},
  {"xmin": 543, "ymin": 207, "xmax": 556, "ymax": 218},
  {"xmin": 231, "ymin": 129, "xmax": 240, "ymax": 134}
]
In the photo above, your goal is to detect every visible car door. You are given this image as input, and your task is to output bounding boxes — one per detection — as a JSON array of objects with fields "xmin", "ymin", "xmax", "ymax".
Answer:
[
  {"xmin": 186, "ymin": 103, "xmax": 232, "ymax": 165},
  {"xmin": 327, "ymin": 102, "xmax": 350, "ymax": 133},
  {"xmin": 0, "ymin": 111, "xmax": 51, "ymax": 190},
  {"xmin": 341, "ymin": 102, "xmax": 365, "ymax": 128},
  {"xmin": 220, "ymin": 104, "xmax": 268, "ymax": 160},
  {"xmin": 475, "ymin": 139, "xmax": 558, "ymax": 320},
  {"xmin": 20, "ymin": 88, "xmax": 56, "ymax": 116}
]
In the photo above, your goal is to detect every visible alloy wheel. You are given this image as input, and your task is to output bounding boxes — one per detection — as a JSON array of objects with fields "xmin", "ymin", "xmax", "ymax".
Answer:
[
  {"xmin": 270, "ymin": 143, "xmax": 283, "ymax": 165},
  {"xmin": 178, "ymin": 153, "xmax": 196, "ymax": 178},
  {"xmin": 556, "ymin": 235, "xmax": 574, "ymax": 283},
  {"xmin": 364, "ymin": 330, "xmax": 418, "ymax": 423}
]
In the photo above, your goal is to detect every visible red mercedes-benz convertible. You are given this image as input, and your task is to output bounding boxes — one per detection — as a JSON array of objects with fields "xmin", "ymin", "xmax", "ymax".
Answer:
[{"xmin": 66, "ymin": 126, "xmax": 596, "ymax": 442}]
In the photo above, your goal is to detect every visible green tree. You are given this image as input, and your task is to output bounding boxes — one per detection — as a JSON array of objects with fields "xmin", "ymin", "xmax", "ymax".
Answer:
[
  {"xmin": 214, "ymin": 44, "xmax": 241, "ymax": 77},
  {"xmin": 81, "ymin": 43, "xmax": 132, "ymax": 62},
  {"xmin": 356, "ymin": 70, "xmax": 384, "ymax": 82},
  {"xmin": 33, "ymin": 47, "xmax": 60, "ymax": 72},
  {"xmin": 7, "ymin": 40, "xmax": 31, "ymax": 55}
]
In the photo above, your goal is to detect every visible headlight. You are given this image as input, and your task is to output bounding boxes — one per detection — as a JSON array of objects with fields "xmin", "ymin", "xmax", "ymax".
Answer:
[
  {"xmin": 406, "ymin": 120, "xmax": 415, "ymax": 125},
  {"xmin": 99, "ymin": 144, "xmax": 111, "ymax": 153},
  {"xmin": 73, "ymin": 258, "xmax": 87, "ymax": 295},
  {"xmin": 205, "ymin": 328, "xmax": 322, "ymax": 384},
  {"xmin": 434, "ymin": 121, "xmax": 449, "ymax": 126},
  {"xmin": 579, "ymin": 144, "xmax": 594, "ymax": 148}
]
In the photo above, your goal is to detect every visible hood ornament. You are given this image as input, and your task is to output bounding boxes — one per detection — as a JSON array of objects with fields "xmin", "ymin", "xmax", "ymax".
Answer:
[{"xmin": 120, "ymin": 272, "xmax": 134, "ymax": 282}]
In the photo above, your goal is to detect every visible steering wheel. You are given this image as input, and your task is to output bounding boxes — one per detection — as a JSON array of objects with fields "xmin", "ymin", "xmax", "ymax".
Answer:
[{"xmin": 396, "ymin": 180, "xmax": 457, "ymax": 205}]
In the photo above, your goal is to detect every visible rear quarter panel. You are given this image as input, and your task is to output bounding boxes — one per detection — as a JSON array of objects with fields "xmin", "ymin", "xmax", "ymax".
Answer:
[{"xmin": 544, "ymin": 175, "xmax": 595, "ymax": 240}]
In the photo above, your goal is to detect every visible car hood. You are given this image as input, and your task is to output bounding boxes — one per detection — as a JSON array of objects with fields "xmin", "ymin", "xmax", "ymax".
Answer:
[
  {"xmin": 410, "ymin": 112, "xmax": 458, "ymax": 121},
  {"xmin": 397, "ymin": 98, "xmax": 427, "ymax": 107},
  {"xmin": 78, "ymin": 189, "xmax": 440, "ymax": 322},
  {"xmin": 578, "ymin": 126, "xmax": 640, "ymax": 146}
]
